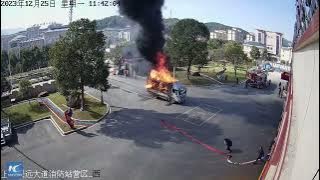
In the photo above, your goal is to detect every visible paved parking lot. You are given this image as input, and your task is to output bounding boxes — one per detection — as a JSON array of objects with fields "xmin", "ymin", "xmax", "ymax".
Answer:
[{"xmin": 1, "ymin": 75, "xmax": 284, "ymax": 180}]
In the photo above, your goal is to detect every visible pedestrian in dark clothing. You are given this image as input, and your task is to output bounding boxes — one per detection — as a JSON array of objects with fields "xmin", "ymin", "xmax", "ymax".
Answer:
[
  {"xmin": 224, "ymin": 138, "xmax": 233, "ymax": 153},
  {"xmin": 254, "ymin": 146, "xmax": 265, "ymax": 164},
  {"xmin": 278, "ymin": 88, "xmax": 282, "ymax": 97},
  {"xmin": 67, "ymin": 107, "xmax": 73, "ymax": 117},
  {"xmin": 279, "ymin": 82, "xmax": 282, "ymax": 89}
]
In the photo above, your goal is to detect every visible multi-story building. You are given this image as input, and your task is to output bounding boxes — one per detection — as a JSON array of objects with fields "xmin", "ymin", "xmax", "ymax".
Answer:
[
  {"xmin": 255, "ymin": 29, "xmax": 283, "ymax": 57},
  {"xmin": 209, "ymin": 30, "xmax": 227, "ymax": 41},
  {"xmin": 245, "ymin": 32, "xmax": 255, "ymax": 42},
  {"xmin": 242, "ymin": 41, "xmax": 265, "ymax": 58},
  {"xmin": 19, "ymin": 37, "xmax": 45, "ymax": 49},
  {"xmin": 280, "ymin": 46, "xmax": 293, "ymax": 64},
  {"xmin": 102, "ymin": 27, "xmax": 132, "ymax": 46},
  {"xmin": 26, "ymin": 25, "xmax": 41, "ymax": 39},
  {"xmin": 43, "ymin": 28, "xmax": 68, "ymax": 45},
  {"xmin": 118, "ymin": 31, "xmax": 131, "ymax": 42},
  {"xmin": 227, "ymin": 28, "xmax": 244, "ymax": 43}
]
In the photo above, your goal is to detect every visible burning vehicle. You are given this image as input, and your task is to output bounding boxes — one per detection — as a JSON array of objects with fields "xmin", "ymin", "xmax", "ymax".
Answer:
[
  {"xmin": 245, "ymin": 69, "xmax": 270, "ymax": 89},
  {"xmin": 145, "ymin": 53, "xmax": 187, "ymax": 104},
  {"xmin": 118, "ymin": 0, "xmax": 186, "ymax": 103}
]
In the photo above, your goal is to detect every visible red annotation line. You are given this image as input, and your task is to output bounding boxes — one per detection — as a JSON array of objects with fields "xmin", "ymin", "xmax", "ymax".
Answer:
[{"xmin": 160, "ymin": 120, "xmax": 228, "ymax": 158}]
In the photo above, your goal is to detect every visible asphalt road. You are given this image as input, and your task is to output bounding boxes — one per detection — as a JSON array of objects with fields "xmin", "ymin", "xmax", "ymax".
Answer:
[{"xmin": 1, "ymin": 74, "xmax": 284, "ymax": 180}]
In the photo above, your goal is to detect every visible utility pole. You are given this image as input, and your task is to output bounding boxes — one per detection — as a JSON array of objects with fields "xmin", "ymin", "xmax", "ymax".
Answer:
[
  {"xmin": 8, "ymin": 50, "xmax": 13, "ymax": 92},
  {"xmin": 69, "ymin": 3, "xmax": 73, "ymax": 24}
]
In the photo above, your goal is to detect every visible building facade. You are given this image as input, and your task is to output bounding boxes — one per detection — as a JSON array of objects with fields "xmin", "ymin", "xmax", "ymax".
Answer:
[
  {"xmin": 255, "ymin": 29, "xmax": 283, "ymax": 56},
  {"xmin": 43, "ymin": 28, "xmax": 68, "ymax": 45},
  {"xmin": 26, "ymin": 25, "xmax": 41, "ymax": 39},
  {"xmin": 245, "ymin": 33, "xmax": 255, "ymax": 42},
  {"xmin": 19, "ymin": 37, "xmax": 45, "ymax": 49},
  {"xmin": 227, "ymin": 28, "xmax": 244, "ymax": 43},
  {"xmin": 242, "ymin": 41, "xmax": 266, "ymax": 59},
  {"xmin": 280, "ymin": 46, "xmax": 293, "ymax": 64},
  {"xmin": 209, "ymin": 30, "xmax": 227, "ymax": 41}
]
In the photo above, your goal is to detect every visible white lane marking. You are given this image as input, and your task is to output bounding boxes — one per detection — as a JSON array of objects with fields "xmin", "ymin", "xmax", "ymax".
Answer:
[{"xmin": 176, "ymin": 105, "xmax": 222, "ymax": 126}]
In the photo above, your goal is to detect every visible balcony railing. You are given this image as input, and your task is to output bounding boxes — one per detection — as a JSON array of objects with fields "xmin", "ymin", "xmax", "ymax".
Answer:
[{"xmin": 292, "ymin": 0, "xmax": 319, "ymax": 47}]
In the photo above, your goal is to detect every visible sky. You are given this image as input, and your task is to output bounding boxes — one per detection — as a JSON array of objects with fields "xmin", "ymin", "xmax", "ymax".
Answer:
[{"xmin": 1, "ymin": 0, "xmax": 296, "ymax": 39}]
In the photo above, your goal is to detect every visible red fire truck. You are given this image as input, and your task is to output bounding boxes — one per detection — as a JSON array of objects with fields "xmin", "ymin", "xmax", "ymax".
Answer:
[{"xmin": 245, "ymin": 69, "xmax": 270, "ymax": 89}]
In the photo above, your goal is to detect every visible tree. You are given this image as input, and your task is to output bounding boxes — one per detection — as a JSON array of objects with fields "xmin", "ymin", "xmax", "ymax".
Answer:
[
  {"xmin": 8, "ymin": 53, "xmax": 19, "ymax": 74},
  {"xmin": 261, "ymin": 48, "xmax": 270, "ymax": 61},
  {"xmin": 1, "ymin": 51, "xmax": 9, "ymax": 76},
  {"xmin": 166, "ymin": 19, "xmax": 210, "ymax": 79},
  {"xmin": 50, "ymin": 18, "xmax": 106, "ymax": 111},
  {"xmin": 21, "ymin": 49, "xmax": 35, "ymax": 72},
  {"xmin": 242, "ymin": 53, "xmax": 253, "ymax": 70},
  {"xmin": 224, "ymin": 41, "xmax": 245, "ymax": 78},
  {"xmin": 19, "ymin": 79, "xmax": 32, "ymax": 102},
  {"xmin": 210, "ymin": 48, "xmax": 225, "ymax": 61},
  {"xmin": 90, "ymin": 62, "xmax": 110, "ymax": 104},
  {"xmin": 250, "ymin": 46, "xmax": 261, "ymax": 65},
  {"xmin": 208, "ymin": 39, "xmax": 226, "ymax": 50},
  {"xmin": 1, "ymin": 76, "xmax": 10, "ymax": 96},
  {"xmin": 106, "ymin": 45, "xmax": 124, "ymax": 67}
]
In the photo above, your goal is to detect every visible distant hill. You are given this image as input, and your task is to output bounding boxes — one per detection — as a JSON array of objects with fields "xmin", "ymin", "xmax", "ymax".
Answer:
[
  {"xmin": 96, "ymin": 16, "xmax": 135, "ymax": 30},
  {"xmin": 205, "ymin": 22, "xmax": 232, "ymax": 32},
  {"xmin": 94, "ymin": 16, "xmax": 249, "ymax": 35},
  {"xmin": 2, "ymin": 16, "xmax": 254, "ymax": 41}
]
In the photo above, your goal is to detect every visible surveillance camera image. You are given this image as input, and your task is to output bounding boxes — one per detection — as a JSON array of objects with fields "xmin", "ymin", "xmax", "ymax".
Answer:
[{"xmin": 1, "ymin": 0, "xmax": 319, "ymax": 179}]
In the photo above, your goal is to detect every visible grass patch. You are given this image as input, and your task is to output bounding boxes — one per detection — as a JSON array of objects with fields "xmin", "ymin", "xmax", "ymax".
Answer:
[
  {"xmin": 3, "ymin": 101, "xmax": 50, "ymax": 125},
  {"xmin": 48, "ymin": 92, "xmax": 107, "ymax": 120},
  {"xmin": 174, "ymin": 71, "xmax": 213, "ymax": 86},
  {"xmin": 190, "ymin": 62, "xmax": 248, "ymax": 83}
]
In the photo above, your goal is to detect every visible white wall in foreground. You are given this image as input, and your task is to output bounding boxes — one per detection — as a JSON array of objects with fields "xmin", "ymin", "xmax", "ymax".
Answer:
[{"xmin": 280, "ymin": 41, "xmax": 319, "ymax": 180}]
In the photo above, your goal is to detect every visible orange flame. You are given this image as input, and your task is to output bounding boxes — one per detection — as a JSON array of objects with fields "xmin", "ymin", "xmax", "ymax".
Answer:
[{"xmin": 145, "ymin": 52, "xmax": 177, "ymax": 90}]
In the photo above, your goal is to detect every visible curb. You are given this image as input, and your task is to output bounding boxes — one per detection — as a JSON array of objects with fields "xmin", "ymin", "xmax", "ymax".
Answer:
[
  {"xmin": 49, "ymin": 115, "xmax": 66, "ymax": 136},
  {"xmin": 49, "ymin": 115, "xmax": 87, "ymax": 136},
  {"xmin": 63, "ymin": 125, "xmax": 87, "ymax": 135}
]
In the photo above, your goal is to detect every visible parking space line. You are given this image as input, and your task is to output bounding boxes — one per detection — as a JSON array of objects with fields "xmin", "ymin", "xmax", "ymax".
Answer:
[
  {"xmin": 198, "ymin": 109, "xmax": 223, "ymax": 126},
  {"xmin": 176, "ymin": 104, "xmax": 223, "ymax": 126}
]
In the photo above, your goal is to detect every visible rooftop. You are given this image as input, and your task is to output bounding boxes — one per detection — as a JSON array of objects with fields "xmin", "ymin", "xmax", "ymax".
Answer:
[
  {"xmin": 256, "ymin": 29, "xmax": 283, "ymax": 35},
  {"xmin": 45, "ymin": 28, "xmax": 68, "ymax": 33},
  {"xmin": 9, "ymin": 35, "xmax": 27, "ymax": 42},
  {"xmin": 243, "ymin": 41, "xmax": 266, "ymax": 48}
]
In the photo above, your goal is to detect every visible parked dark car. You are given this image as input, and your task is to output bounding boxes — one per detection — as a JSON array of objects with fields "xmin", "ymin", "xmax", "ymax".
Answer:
[{"xmin": 1, "ymin": 117, "xmax": 13, "ymax": 145}]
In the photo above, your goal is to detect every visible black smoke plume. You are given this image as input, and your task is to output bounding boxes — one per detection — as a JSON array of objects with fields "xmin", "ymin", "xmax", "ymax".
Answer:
[{"xmin": 118, "ymin": 0, "xmax": 165, "ymax": 65}]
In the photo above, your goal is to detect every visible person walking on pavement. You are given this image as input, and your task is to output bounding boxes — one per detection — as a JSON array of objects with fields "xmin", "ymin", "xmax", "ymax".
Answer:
[
  {"xmin": 224, "ymin": 138, "xmax": 233, "ymax": 153},
  {"xmin": 254, "ymin": 146, "xmax": 265, "ymax": 164},
  {"xmin": 278, "ymin": 87, "xmax": 282, "ymax": 97}
]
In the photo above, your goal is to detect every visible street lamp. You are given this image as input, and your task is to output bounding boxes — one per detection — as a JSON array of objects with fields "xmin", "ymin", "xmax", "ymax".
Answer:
[{"xmin": 7, "ymin": 49, "xmax": 13, "ymax": 93}]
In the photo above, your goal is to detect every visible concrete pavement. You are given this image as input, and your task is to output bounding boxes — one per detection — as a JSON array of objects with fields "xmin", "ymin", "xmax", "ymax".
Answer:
[{"xmin": 2, "ymin": 74, "xmax": 284, "ymax": 180}]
